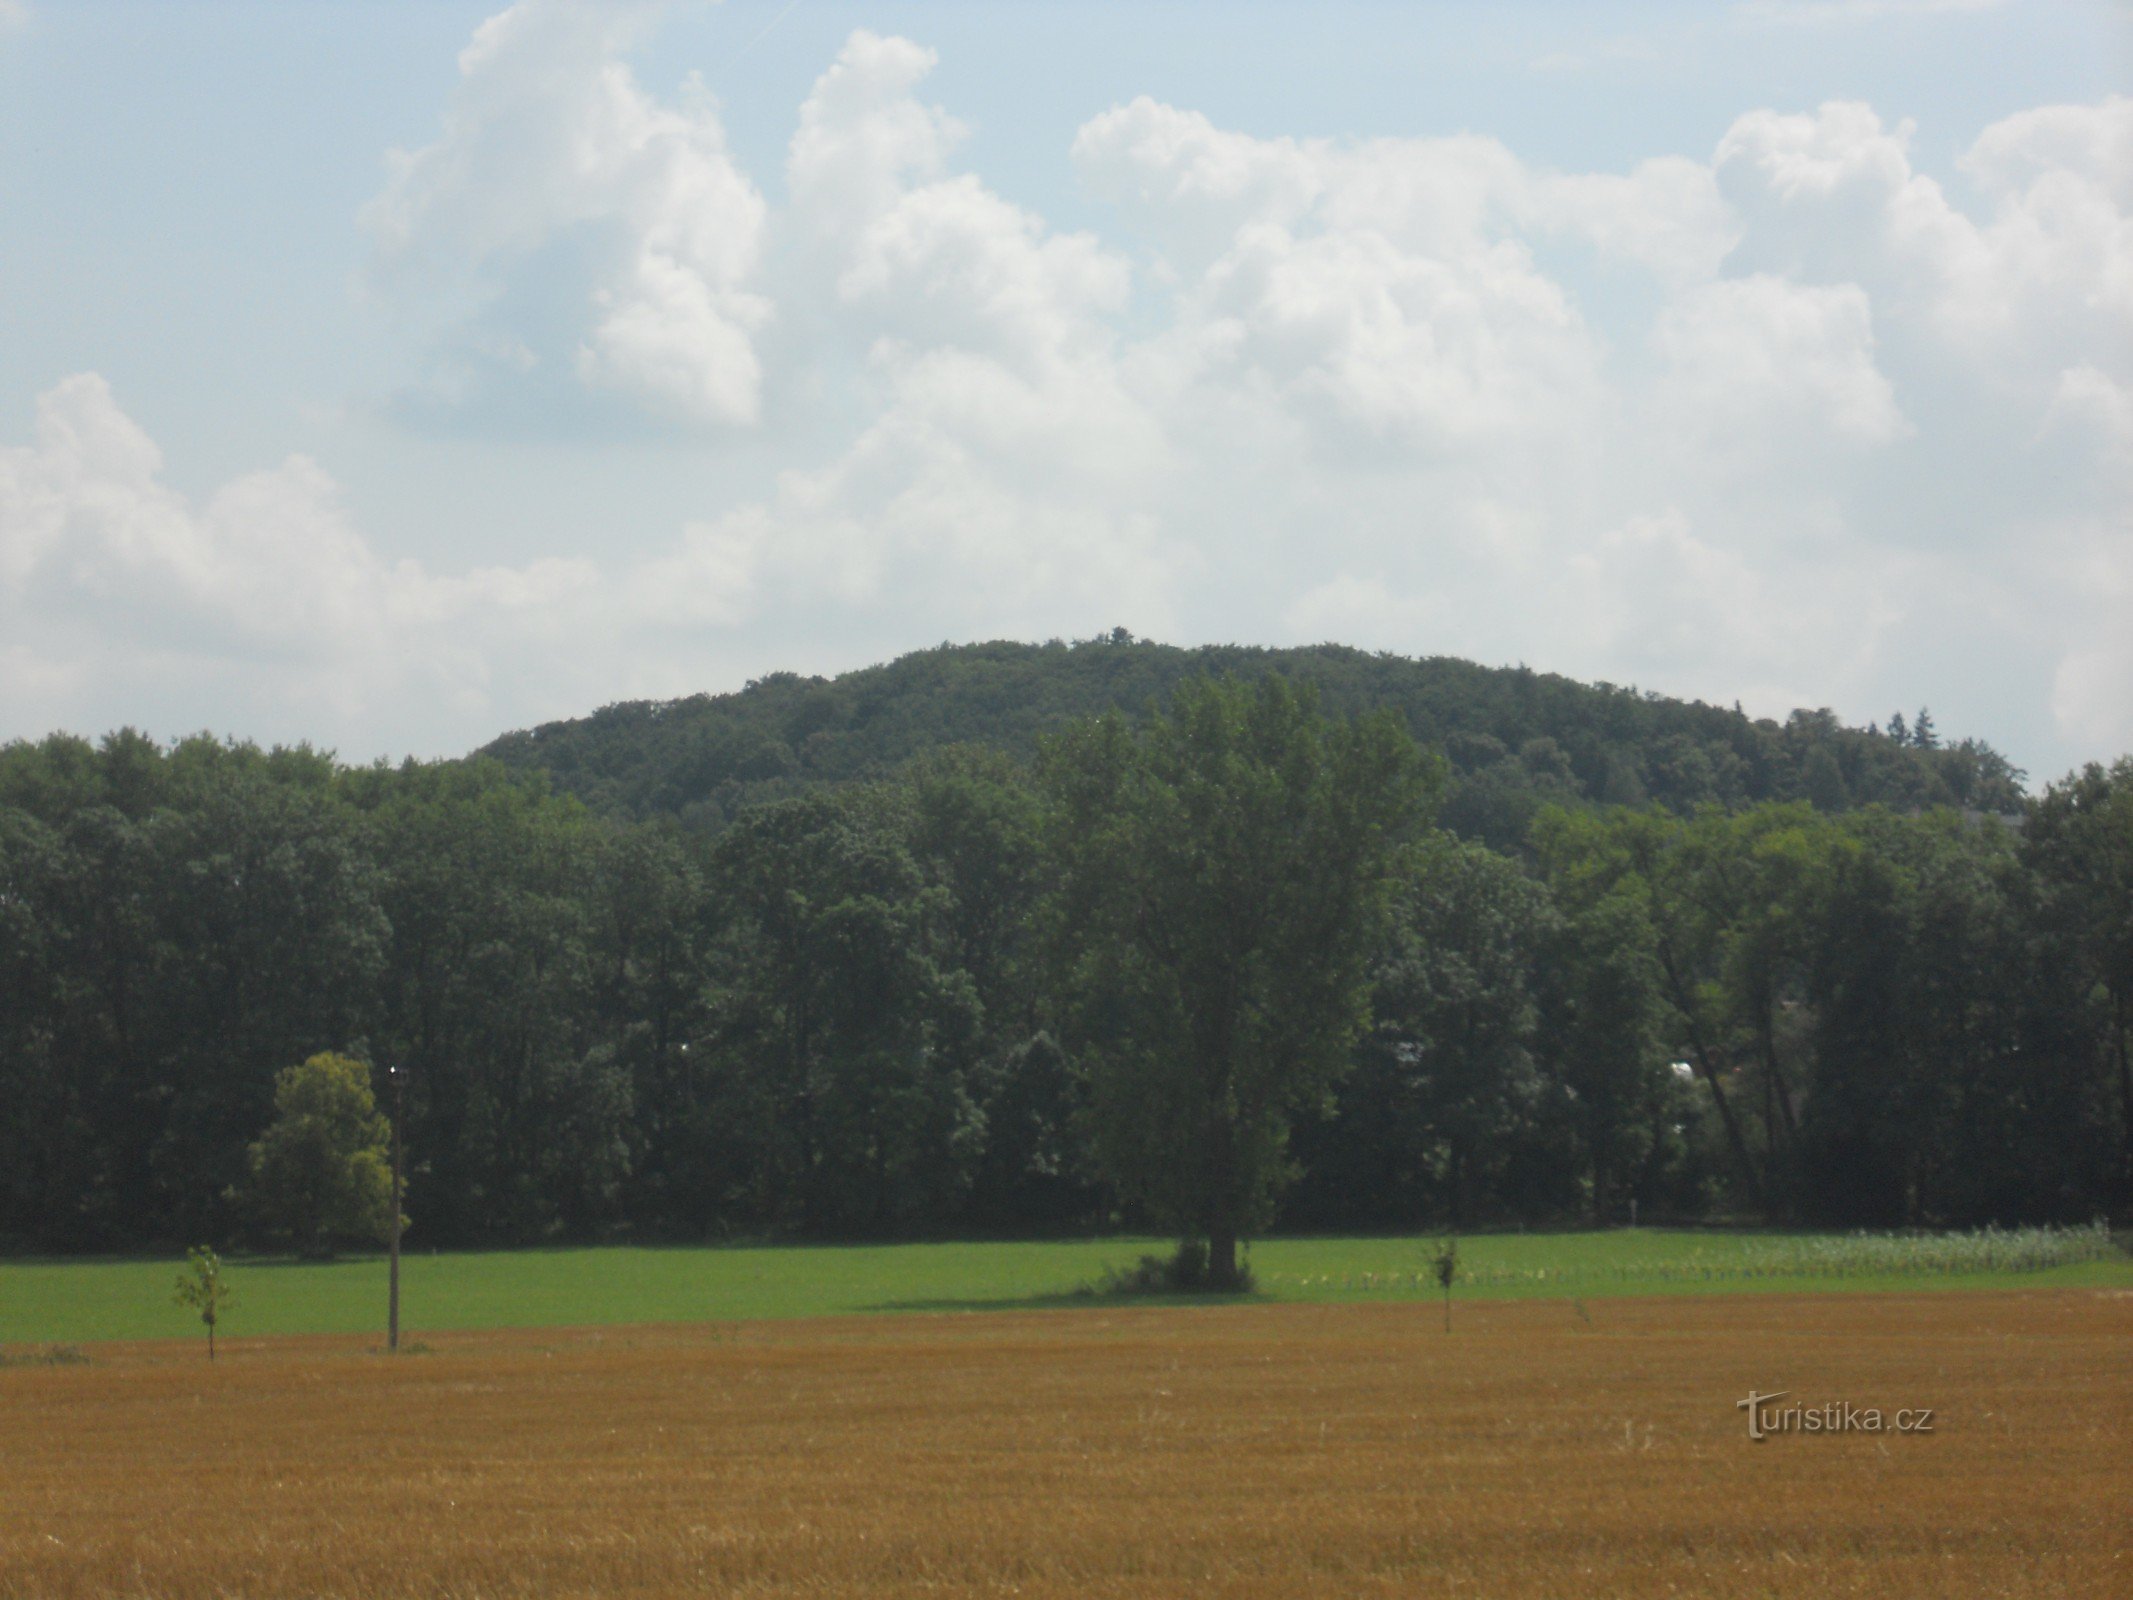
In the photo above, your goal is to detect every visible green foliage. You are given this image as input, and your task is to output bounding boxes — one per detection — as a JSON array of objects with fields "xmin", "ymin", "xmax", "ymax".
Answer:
[
  {"xmin": 1044, "ymin": 675, "xmax": 1437, "ymax": 1285},
  {"xmin": 1537, "ymin": 871, "xmax": 1674, "ymax": 1225},
  {"xmin": 171, "ymin": 1244, "xmax": 231, "ymax": 1359},
  {"xmin": 1789, "ymin": 807, "xmax": 2112, "ymax": 1225},
  {"xmin": 0, "ymin": 733, "xmax": 386, "ymax": 1249},
  {"xmin": 0, "ymin": 651, "xmax": 2117, "ymax": 1258},
  {"xmin": 1430, "ymin": 1236, "xmax": 1459, "ymax": 1329},
  {"xmin": 1430, "ymin": 1237, "xmax": 1459, "ymax": 1287},
  {"xmin": 1290, "ymin": 836, "xmax": 1552, "ymax": 1228},
  {"xmin": 709, "ymin": 786, "xmax": 985, "ymax": 1234},
  {"xmin": 2023, "ymin": 758, "xmax": 2133, "ymax": 1202},
  {"xmin": 244, "ymin": 1053, "xmax": 395, "ymax": 1256},
  {"xmin": 1090, "ymin": 1238, "xmax": 1256, "ymax": 1296},
  {"xmin": 348, "ymin": 757, "xmax": 627, "ymax": 1243},
  {"xmin": 473, "ymin": 639, "xmax": 2023, "ymax": 835}
]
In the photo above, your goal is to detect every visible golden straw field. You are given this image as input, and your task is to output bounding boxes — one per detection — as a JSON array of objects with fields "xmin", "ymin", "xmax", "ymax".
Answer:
[{"xmin": 4, "ymin": 1290, "xmax": 2128, "ymax": 1598}]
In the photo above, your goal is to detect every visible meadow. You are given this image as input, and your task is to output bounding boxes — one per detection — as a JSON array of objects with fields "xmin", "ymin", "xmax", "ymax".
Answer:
[{"xmin": 2, "ymin": 1225, "xmax": 2127, "ymax": 1347}]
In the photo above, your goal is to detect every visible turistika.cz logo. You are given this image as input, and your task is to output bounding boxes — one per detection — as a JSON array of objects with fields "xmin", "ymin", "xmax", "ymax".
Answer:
[{"xmin": 1735, "ymin": 1390, "xmax": 1936, "ymax": 1441}]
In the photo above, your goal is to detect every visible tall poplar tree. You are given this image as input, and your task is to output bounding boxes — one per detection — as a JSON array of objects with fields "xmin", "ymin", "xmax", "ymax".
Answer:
[{"xmin": 1044, "ymin": 675, "xmax": 1435, "ymax": 1286}]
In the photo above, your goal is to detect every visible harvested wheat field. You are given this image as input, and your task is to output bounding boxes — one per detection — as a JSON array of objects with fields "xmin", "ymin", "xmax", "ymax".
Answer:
[{"xmin": 4, "ymin": 1290, "xmax": 2128, "ymax": 1599}]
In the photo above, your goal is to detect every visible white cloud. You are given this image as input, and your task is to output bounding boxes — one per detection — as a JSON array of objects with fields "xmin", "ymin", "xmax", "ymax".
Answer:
[
  {"xmin": 1717, "ymin": 98, "xmax": 2133, "ymax": 379},
  {"xmin": 0, "ymin": 375, "xmax": 400, "ymax": 653},
  {"xmin": 577, "ymin": 243, "xmax": 765, "ymax": 422},
  {"xmin": 1566, "ymin": 509, "xmax": 1906, "ymax": 705},
  {"xmin": 789, "ymin": 31, "xmax": 1132, "ymax": 383},
  {"xmin": 1088, "ymin": 117, "xmax": 1739, "ymax": 289},
  {"xmin": 355, "ymin": 39, "xmax": 2133, "ymax": 762},
  {"xmin": 1961, "ymin": 98, "xmax": 2133, "ymax": 203},
  {"xmin": 2053, "ymin": 630, "xmax": 2133, "ymax": 756},
  {"xmin": 11, "ymin": 13, "xmax": 2131, "ymax": 772},
  {"xmin": 1072, "ymin": 116, "xmax": 1627, "ymax": 467},
  {"xmin": 1529, "ymin": 160, "xmax": 1739, "ymax": 286},
  {"xmin": 364, "ymin": 0, "xmax": 770, "ymax": 426},
  {"xmin": 1072, "ymin": 98, "xmax": 1326, "ymax": 271},
  {"xmin": 2041, "ymin": 514, "xmax": 2133, "ymax": 755},
  {"xmin": 1651, "ymin": 275, "xmax": 1910, "ymax": 457},
  {"xmin": 2044, "ymin": 363, "xmax": 2133, "ymax": 456},
  {"xmin": 704, "ymin": 34, "xmax": 1173, "ymax": 631},
  {"xmin": 0, "ymin": 374, "xmax": 721, "ymax": 738},
  {"xmin": 787, "ymin": 31, "xmax": 965, "ymax": 229}
]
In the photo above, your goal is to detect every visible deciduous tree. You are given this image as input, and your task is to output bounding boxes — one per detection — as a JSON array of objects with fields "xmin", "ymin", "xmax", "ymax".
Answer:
[
  {"xmin": 243, "ymin": 1052, "xmax": 394, "ymax": 1256},
  {"xmin": 1045, "ymin": 675, "xmax": 1435, "ymax": 1286}
]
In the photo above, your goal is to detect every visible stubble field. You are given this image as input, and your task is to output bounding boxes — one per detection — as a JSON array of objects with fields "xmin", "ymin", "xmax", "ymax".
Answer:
[{"xmin": 4, "ymin": 1288, "xmax": 2128, "ymax": 1599}]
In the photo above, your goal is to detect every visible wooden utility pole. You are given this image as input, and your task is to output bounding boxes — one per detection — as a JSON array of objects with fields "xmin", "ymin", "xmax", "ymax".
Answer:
[{"xmin": 388, "ymin": 1063, "xmax": 404, "ymax": 1353}]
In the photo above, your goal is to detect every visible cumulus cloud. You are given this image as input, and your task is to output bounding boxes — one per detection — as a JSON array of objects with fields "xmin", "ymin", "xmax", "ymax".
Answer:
[
  {"xmin": 2038, "ymin": 509, "xmax": 2133, "ymax": 755},
  {"xmin": 0, "ymin": 375, "xmax": 386, "ymax": 656},
  {"xmin": 365, "ymin": 0, "xmax": 770, "ymax": 426},
  {"xmin": 803, "ymin": 69, "xmax": 2112, "ymax": 744},
  {"xmin": 1072, "ymin": 99, "xmax": 1327, "ymax": 269},
  {"xmin": 1717, "ymin": 97, "xmax": 2133, "ymax": 377},
  {"xmin": 11, "ymin": 7, "xmax": 2130, "ymax": 772},
  {"xmin": 1565, "ymin": 509, "xmax": 1910, "ymax": 706},
  {"xmin": 0, "ymin": 375, "xmax": 761, "ymax": 743},
  {"xmin": 2044, "ymin": 364, "xmax": 2133, "ymax": 457},
  {"xmin": 759, "ymin": 72, "xmax": 2126, "ymax": 763},
  {"xmin": 1651, "ymin": 275, "xmax": 1909, "ymax": 460},
  {"xmin": 786, "ymin": 31, "xmax": 965, "ymax": 230},
  {"xmin": 717, "ymin": 32, "xmax": 1169, "ymax": 627},
  {"xmin": 789, "ymin": 31, "xmax": 1133, "ymax": 381}
]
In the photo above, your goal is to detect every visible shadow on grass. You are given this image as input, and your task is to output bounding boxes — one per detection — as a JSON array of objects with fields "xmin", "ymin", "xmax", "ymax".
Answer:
[{"xmin": 861, "ymin": 1289, "xmax": 1268, "ymax": 1314}]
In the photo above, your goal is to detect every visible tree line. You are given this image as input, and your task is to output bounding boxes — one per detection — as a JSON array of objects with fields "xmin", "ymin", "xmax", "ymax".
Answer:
[{"xmin": 0, "ymin": 674, "xmax": 2124, "ymax": 1259}]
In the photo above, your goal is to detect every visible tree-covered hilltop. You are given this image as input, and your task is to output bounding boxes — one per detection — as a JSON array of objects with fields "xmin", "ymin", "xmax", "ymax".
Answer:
[{"xmin": 477, "ymin": 636, "xmax": 2025, "ymax": 841}]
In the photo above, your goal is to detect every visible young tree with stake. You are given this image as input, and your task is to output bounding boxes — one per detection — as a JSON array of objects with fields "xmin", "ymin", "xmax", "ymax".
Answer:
[
  {"xmin": 173, "ymin": 1246, "xmax": 232, "ymax": 1361},
  {"xmin": 1431, "ymin": 1237, "xmax": 1459, "ymax": 1332}
]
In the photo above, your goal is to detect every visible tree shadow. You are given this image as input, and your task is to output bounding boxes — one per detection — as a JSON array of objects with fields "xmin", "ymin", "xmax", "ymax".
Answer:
[{"xmin": 861, "ymin": 1288, "xmax": 1267, "ymax": 1314}]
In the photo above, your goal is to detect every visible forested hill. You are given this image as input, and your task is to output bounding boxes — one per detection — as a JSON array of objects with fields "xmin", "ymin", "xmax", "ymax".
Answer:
[{"xmin": 479, "ymin": 636, "xmax": 2024, "ymax": 842}]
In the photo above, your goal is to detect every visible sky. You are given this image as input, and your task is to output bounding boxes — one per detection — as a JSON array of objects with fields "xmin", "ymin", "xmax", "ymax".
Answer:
[{"xmin": 1, "ymin": 0, "xmax": 2128, "ymax": 782}]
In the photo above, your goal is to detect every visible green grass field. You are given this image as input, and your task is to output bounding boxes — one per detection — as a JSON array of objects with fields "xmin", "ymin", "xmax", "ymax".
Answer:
[{"xmin": 4, "ymin": 1226, "xmax": 2127, "ymax": 1346}]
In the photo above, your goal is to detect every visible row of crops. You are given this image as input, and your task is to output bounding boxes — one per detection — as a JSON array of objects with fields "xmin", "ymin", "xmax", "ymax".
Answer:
[{"xmin": 1260, "ymin": 1223, "xmax": 2121, "ymax": 1293}]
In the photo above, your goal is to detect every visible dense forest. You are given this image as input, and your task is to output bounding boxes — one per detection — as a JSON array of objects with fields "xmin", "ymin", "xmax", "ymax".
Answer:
[
  {"xmin": 480, "ymin": 637, "xmax": 2027, "ymax": 846},
  {"xmin": 0, "ymin": 637, "xmax": 2123, "ymax": 1255}
]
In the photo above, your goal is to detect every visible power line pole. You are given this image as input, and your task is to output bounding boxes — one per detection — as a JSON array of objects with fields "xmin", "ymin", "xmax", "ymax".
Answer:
[{"xmin": 388, "ymin": 1063, "xmax": 404, "ymax": 1353}]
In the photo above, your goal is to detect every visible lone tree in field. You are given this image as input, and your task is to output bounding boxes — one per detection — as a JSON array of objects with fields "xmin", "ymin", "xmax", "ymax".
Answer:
[
  {"xmin": 1045, "ymin": 675, "xmax": 1435, "ymax": 1288},
  {"xmin": 1430, "ymin": 1237, "xmax": 1459, "ymax": 1332},
  {"xmin": 244, "ymin": 1052, "xmax": 396, "ymax": 1258},
  {"xmin": 173, "ymin": 1245, "xmax": 232, "ymax": 1361}
]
